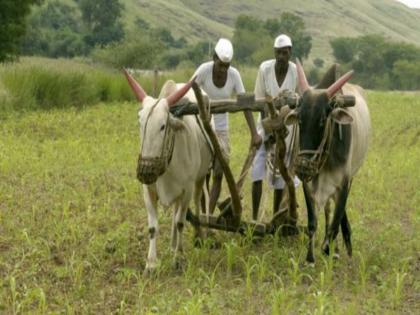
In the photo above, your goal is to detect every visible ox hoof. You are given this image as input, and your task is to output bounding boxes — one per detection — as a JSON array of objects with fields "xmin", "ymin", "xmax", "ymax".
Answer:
[
  {"xmin": 306, "ymin": 252, "xmax": 315, "ymax": 264},
  {"xmin": 144, "ymin": 260, "xmax": 159, "ymax": 276},
  {"xmin": 194, "ymin": 237, "xmax": 204, "ymax": 248},
  {"xmin": 322, "ymin": 241, "xmax": 332, "ymax": 256},
  {"xmin": 172, "ymin": 256, "xmax": 186, "ymax": 272},
  {"xmin": 143, "ymin": 266, "xmax": 157, "ymax": 277},
  {"xmin": 306, "ymin": 262, "xmax": 315, "ymax": 268},
  {"xmin": 344, "ymin": 241, "xmax": 353, "ymax": 257}
]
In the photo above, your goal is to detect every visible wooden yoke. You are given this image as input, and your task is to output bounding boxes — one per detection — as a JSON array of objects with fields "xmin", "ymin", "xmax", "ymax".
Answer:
[
  {"xmin": 192, "ymin": 83, "xmax": 243, "ymax": 227},
  {"xmin": 265, "ymin": 98, "xmax": 298, "ymax": 226}
]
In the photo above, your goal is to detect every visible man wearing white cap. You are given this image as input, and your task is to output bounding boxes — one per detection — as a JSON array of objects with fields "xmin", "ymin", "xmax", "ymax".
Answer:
[
  {"xmin": 194, "ymin": 38, "xmax": 261, "ymax": 215},
  {"xmin": 251, "ymin": 34, "xmax": 300, "ymax": 221}
]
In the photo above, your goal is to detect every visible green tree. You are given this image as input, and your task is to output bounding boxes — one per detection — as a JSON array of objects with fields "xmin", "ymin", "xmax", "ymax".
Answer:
[
  {"xmin": 76, "ymin": 0, "xmax": 124, "ymax": 48},
  {"xmin": 330, "ymin": 34, "xmax": 420, "ymax": 90},
  {"xmin": 277, "ymin": 13, "xmax": 312, "ymax": 60},
  {"xmin": 392, "ymin": 60, "xmax": 420, "ymax": 90},
  {"xmin": 21, "ymin": 1, "xmax": 86, "ymax": 57},
  {"xmin": 92, "ymin": 30, "xmax": 164, "ymax": 69},
  {"xmin": 0, "ymin": 0, "xmax": 43, "ymax": 62},
  {"xmin": 330, "ymin": 37, "xmax": 357, "ymax": 63},
  {"xmin": 313, "ymin": 58, "xmax": 324, "ymax": 68},
  {"xmin": 232, "ymin": 13, "xmax": 312, "ymax": 64}
]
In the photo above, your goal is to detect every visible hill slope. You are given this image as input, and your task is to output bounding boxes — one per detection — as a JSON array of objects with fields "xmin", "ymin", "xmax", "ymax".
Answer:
[{"xmin": 121, "ymin": 0, "xmax": 420, "ymax": 62}]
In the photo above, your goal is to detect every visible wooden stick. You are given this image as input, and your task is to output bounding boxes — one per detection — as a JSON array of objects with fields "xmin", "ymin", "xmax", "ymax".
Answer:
[
  {"xmin": 266, "ymin": 100, "xmax": 298, "ymax": 224},
  {"xmin": 192, "ymin": 83, "xmax": 243, "ymax": 226}
]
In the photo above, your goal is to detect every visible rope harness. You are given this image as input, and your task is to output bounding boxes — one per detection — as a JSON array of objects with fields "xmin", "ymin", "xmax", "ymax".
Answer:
[
  {"xmin": 294, "ymin": 114, "xmax": 335, "ymax": 181},
  {"xmin": 137, "ymin": 100, "xmax": 175, "ymax": 184}
]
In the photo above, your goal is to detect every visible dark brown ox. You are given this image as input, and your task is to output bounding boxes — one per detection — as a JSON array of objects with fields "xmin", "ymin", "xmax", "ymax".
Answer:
[{"xmin": 285, "ymin": 61, "xmax": 371, "ymax": 263}]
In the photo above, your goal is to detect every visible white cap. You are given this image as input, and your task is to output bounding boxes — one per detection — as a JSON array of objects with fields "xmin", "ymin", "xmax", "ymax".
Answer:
[
  {"xmin": 214, "ymin": 38, "xmax": 233, "ymax": 62},
  {"xmin": 274, "ymin": 34, "xmax": 292, "ymax": 48}
]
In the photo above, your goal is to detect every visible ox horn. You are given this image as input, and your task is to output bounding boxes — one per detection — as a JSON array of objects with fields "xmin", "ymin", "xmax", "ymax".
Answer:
[
  {"xmin": 326, "ymin": 70, "xmax": 354, "ymax": 98},
  {"xmin": 123, "ymin": 68, "xmax": 147, "ymax": 102},
  {"xmin": 166, "ymin": 76, "xmax": 197, "ymax": 107},
  {"xmin": 296, "ymin": 58, "xmax": 310, "ymax": 94}
]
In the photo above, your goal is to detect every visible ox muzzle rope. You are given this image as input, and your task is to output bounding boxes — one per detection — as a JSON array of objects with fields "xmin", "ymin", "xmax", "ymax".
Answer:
[
  {"xmin": 137, "ymin": 100, "xmax": 176, "ymax": 185},
  {"xmin": 294, "ymin": 115, "xmax": 334, "ymax": 182}
]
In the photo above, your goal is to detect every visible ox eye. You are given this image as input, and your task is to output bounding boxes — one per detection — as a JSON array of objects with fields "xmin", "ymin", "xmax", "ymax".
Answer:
[{"xmin": 160, "ymin": 124, "xmax": 165, "ymax": 131}]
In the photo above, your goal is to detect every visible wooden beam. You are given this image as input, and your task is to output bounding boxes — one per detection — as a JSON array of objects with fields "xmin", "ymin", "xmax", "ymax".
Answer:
[
  {"xmin": 185, "ymin": 209, "xmax": 307, "ymax": 237},
  {"xmin": 170, "ymin": 92, "xmax": 297, "ymax": 116}
]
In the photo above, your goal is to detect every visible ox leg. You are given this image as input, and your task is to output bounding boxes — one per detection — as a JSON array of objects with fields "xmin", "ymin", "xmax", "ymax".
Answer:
[
  {"xmin": 193, "ymin": 178, "xmax": 206, "ymax": 245},
  {"xmin": 170, "ymin": 202, "xmax": 179, "ymax": 251},
  {"xmin": 303, "ymin": 183, "xmax": 317, "ymax": 263},
  {"xmin": 340, "ymin": 180, "xmax": 353, "ymax": 257},
  {"xmin": 323, "ymin": 199, "xmax": 339, "ymax": 256},
  {"xmin": 323, "ymin": 199, "xmax": 331, "ymax": 245},
  {"xmin": 173, "ymin": 196, "xmax": 190, "ymax": 270},
  {"xmin": 322, "ymin": 178, "xmax": 350, "ymax": 256},
  {"xmin": 144, "ymin": 185, "xmax": 159, "ymax": 272},
  {"xmin": 340, "ymin": 211, "xmax": 352, "ymax": 257},
  {"xmin": 209, "ymin": 159, "xmax": 223, "ymax": 214},
  {"xmin": 252, "ymin": 180, "xmax": 263, "ymax": 221}
]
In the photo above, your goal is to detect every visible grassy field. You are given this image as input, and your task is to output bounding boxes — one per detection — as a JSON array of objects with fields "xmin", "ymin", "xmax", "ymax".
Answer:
[{"xmin": 0, "ymin": 89, "xmax": 419, "ymax": 313}]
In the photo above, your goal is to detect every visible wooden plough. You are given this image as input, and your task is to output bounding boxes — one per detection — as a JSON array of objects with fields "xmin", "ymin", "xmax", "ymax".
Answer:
[{"xmin": 171, "ymin": 83, "xmax": 306, "ymax": 237}]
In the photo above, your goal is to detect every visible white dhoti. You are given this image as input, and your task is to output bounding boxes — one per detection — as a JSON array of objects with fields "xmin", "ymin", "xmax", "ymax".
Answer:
[{"xmin": 251, "ymin": 119, "xmax": 300, "ymax": 189}]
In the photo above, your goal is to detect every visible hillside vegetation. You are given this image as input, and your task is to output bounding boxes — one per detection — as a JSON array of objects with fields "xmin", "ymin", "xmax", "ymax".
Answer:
[{"xmin": 119, "ymin": 0, "xmax": 420, "ymax": 61}]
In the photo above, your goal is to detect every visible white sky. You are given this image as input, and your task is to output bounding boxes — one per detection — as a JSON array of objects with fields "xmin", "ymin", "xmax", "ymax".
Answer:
[{"xmin": 396, "ymin": 0, "xmax": 420, "ymax": 8}]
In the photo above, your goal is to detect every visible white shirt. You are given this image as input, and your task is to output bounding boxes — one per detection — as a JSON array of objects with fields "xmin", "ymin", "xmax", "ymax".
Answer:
[
  {"xmin": 254, "ymin": 60, "xmax": 297, "ymax": 136},
  {"xmin": 194, "ymin": 61, "xmax": 245, "ymax": 131}
]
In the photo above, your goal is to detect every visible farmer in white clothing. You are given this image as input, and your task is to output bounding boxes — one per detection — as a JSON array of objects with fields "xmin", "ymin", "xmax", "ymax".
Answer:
[
  {"xmin": 251, "ymin": 34, "xmax": 300, "ymax": 221},
  {"xmin": 194, "ymin": 38, "xmax": 261, "ymax": 215}
]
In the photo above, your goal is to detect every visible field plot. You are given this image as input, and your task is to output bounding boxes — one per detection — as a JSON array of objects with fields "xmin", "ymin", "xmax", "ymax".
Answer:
[{"xmin": 0, "ymin": 92, "xmax": 419, "ymax": 314}]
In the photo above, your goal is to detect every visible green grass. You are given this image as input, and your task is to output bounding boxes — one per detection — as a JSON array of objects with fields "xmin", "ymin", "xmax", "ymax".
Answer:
[
  {"xmin": 0, "ymin": 57, "xmax": 134, "ymax": 114},
  {"xmin": 0, "ymin": 58, "xmax": 260, "ymax": 115},
  {"xmin": 0, "ymin": 90, "xmax": 419, "ymax": 313}
]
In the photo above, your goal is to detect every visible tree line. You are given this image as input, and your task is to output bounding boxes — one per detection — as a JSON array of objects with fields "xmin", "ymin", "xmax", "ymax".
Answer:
[
  {"xmin": 1, "ymin": 0, "xmax": 312, "ymax": 68},
  {"xmin": 330, "ymin": 35, "xmax": 420, "ymax": 90}
]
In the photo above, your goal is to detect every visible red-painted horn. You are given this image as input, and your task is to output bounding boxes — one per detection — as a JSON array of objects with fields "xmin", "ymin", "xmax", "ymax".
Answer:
[
  {"xmin": 123, "ymin": 69, "xmax": 147, "ymax": 102},
  {"xmin": 166, "ymin": 76, "xmax": 197, "ymax": 107},
  {"xmin": 326, "ymin": 70, "xmax": 354, "ymax": 98},
  {"xmin": 296, "ymin": 59, "xmax": 310, "ymax": 94}
]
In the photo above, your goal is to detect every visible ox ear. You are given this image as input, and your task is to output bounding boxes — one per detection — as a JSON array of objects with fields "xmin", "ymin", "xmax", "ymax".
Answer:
[
  {"xmin": 316, "ymin": 64, "xmax": 337, "ymax": 89},
  {"xmin": 168, "ymin": 115, "xmax": 186, "ymax": 131},
  {"xmin": 331, "ymin": 108, "xmax": 353, "ymax": 125},
  {"xmin": 284, "ymin": 110, "xmax": 299, "ymax": 126}
]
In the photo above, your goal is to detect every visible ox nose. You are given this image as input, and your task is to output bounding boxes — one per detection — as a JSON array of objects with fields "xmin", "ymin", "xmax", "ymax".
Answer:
[{"xmin": 295, "ymin": 157, "xmax": 316, "ymax": 182}]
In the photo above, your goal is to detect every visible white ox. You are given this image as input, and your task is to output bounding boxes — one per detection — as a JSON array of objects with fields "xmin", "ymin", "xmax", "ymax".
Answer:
[
  {"xmin": 284, "ymin": 62, "xmax": 371, "ymax": 263},
  {"xmin": 124, "ymin": 70, "xmax": 212, "ymax": 272}
]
